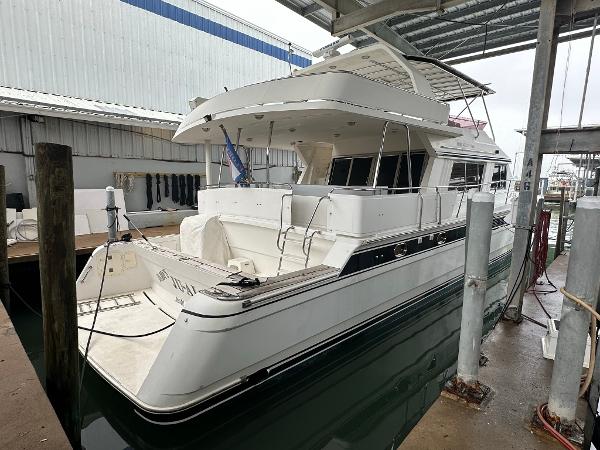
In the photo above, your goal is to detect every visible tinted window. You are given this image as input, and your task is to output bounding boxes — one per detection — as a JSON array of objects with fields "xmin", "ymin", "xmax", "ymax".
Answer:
[
  {"xmin": 329, "ymin": 158, "xmax": 351, "ymax": 185},
  {"xmin": 492, "ymin": 164, "xmax": 507, "ymax": 189},
  {"xmin": 449, "ymin": 162, "xmax": 484, "ymax": 190},
  {"xmin": 376, "ymin": 155, "xmax": 400, "ymax": 187},
  {"xmin": 397, "ymin": 153, "xmax": 427, "ymax": 192},
  {"xmin": 347, "ymin": 157, "xmax": 373, "ymax": 186}
]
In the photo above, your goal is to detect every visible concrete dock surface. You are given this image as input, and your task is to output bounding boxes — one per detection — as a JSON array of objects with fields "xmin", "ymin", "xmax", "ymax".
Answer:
[
  {"xmin": 0, "ymin": 301, "xmax": 71, "ymax": 449},
  {"xmin": 401, "ymin": 253, "xmax": 585, "ymax": 449}
]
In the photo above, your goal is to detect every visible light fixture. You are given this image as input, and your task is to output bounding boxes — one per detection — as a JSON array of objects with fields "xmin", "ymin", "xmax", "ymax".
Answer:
[
  {"xmin": 329, "ymin": 65, "xmax": 337, "ymax": 69},
  {"xmin": 289, "ymin": 128, "xmax": 296, "ymax": 132},
  {"xmin": 347, "ymin": 121, "xmax": 356, "ymax": 126},
  {"xmin": 333, "ymin": 133, "xmax": 341, "ymax": 138},
  {"xmin": 246, "ymin": 137, "xmax": 253, "ymax": 142},
  {"xmin": 254, "ymin": 114, "xmax": 264, "ymax": 120},
  {"xmin": 202, "ymin": 127, "xmax": 210, "ymax": 132},
  {"xmin": 361, "ymin": 55, "xmax": 370, "ymax": 60}
]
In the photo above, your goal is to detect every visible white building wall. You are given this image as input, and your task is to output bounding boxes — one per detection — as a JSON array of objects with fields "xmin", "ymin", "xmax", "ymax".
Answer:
[{"xmin": 0, "ymin": 0, "xmax": 311, "ymax": 114}]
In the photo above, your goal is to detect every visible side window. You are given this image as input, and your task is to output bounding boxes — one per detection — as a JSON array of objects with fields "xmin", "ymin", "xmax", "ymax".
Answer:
[
  {"xmin": 347, "ymin": 157, "xmax": 373, "ymax": 186},
  {"xmin": 329, "ymin": 158, "xmax": 351, "ymax": 186},
  {"xmin": 449, "ymin": 162, "xmax": 484, "ymax": 190},
  {"xmin": 492, "ymin": 164, "xmax": 507, "ymax": 189},
  {"xmin": 397, "ymin": 153, "xmax": 427, "ymax": 192},
  {"xmin": 328, "ymin": 156, "xmax": 374, "ymax": 186}
]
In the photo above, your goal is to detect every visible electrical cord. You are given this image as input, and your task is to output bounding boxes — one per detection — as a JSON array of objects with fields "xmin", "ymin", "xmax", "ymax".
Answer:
[
  {"xmin": 78, "ymin": 322, "xmax": 174, "ymax": 338},
  {"xmin": 79, "ymin": 240, "xmax": 112, "ymax": 396}
]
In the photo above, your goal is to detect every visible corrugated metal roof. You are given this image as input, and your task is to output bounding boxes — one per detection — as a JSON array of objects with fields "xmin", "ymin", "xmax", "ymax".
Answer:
[
  {"xmin": 0, "ymin": 86, "xmax": 184, "ymax": 129},
  {"xmin": 276, "ymin": 0, "xmax": 598, "ymax": 62}
]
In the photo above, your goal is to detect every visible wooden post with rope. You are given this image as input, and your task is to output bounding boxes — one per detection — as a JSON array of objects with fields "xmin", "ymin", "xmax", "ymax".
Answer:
[
  {"xmin": 0, "ymin": 165, "xmax": 9, "ymax": 312},
  {"xmin": 35, "ymin": 143, "xmax": 81, "ymax": 449}
]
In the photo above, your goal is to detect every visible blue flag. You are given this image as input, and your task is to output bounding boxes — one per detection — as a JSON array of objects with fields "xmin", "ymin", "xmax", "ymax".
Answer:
[{"xmin": 220, "ymin": 126, "xmax": 247, "ymax": 183}]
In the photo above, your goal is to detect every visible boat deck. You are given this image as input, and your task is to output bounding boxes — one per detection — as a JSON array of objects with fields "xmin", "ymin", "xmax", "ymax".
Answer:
[
  {"xmin": 7, "ymin": 224, "xmax": 181, "ymax": 264},
  {"xmin": 78, "ymin": 289, "xmax": 175, "ymax": 397},
  {"xmin": 400, "ymin": 253, "xmax": 586, "ymax": 449}
]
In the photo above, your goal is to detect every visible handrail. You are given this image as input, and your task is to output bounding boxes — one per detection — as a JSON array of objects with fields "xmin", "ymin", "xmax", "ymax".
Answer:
[
  {"xmin": 302, "ymin": 191, "xmax": 333, "ymax": 256},
  {"xmin": 277, "ymin": 193, "xmax": 294, "ymax": 251},
  {"xmin": 417, "ymin": 192, "xmax": 424, "ymax": 230},
  {"xmin": 435, "ymin": 187, "xmax": 442, "ymax": 224}
]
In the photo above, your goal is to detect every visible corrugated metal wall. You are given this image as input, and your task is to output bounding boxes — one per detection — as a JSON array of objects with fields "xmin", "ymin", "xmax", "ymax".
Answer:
[
  {"xmin": 0, "ymin": 0, "xmax": 311, "ymax": 114},
  {"xmin": 0, "ymin": 111, "xmax": 299, "ymax": 165}
]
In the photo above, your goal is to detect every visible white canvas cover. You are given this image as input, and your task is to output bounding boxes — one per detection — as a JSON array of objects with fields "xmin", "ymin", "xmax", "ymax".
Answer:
[{"xmin": 180, "ymin": 215, "xmax": 231, "ymax": 265}]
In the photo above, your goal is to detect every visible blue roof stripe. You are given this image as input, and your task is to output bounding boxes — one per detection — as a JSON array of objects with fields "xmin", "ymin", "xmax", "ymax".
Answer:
[{"xmin": 120, "ymin": 0, "xmax": 312, "ymax": 68}]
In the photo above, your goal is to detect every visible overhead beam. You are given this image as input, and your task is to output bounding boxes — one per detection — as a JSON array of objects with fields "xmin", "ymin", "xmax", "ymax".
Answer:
[
  {"xmin": 332, "ymin": 0, "xmax": 467, "ymax": 36},
  {"xmin": 446, "ymin": 27, "xmax": 597, "ymax": 64},
  {"xmin": 539, "ymin": 127, "xmax": 600, "ymax": 154},
  {"xmin": 313, "ymin": 0, "xmax": 423, "ymax": 55},
  {"xmin": 300, "ymin": 3, "xmax": 322, "ymax": 17}
]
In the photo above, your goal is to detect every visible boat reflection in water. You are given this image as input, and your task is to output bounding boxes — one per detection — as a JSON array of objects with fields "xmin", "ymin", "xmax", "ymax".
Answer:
[{"xmin": 81, "ymin": 270, "xmax": 508, "ymax": 450}]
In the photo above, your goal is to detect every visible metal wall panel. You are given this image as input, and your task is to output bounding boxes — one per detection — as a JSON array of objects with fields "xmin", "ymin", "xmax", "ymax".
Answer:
[{"xmin": 0, "ymin": 0, "xmax": 312, "ymax": 114}]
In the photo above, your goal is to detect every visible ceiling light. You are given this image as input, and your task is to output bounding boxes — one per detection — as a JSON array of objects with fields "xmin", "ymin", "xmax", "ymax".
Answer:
[
  {"xmin": 254, "ymin": 114, "xmax": 264, "ymax": 120},
  {"xmin": 201, "ymin": 127, "xmax": 210, "ymax": 132}
]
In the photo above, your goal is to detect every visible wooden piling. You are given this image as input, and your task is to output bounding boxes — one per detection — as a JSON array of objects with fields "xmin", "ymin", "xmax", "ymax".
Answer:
[
  {"xmin": 34, "ymin": 143, "xmax": 80, "ymax": 449},
  {"xmin": 0, "ymin": 165, "xmax": 9, "ymax": 311}
]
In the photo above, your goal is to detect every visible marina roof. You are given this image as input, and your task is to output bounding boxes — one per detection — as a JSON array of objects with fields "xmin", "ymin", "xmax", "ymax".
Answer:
[
  {"xmin": 0, "ymin": 86, "xmax": 184, "ymax": 130},
  {"xmin": 277, "ymin": 0, "xmax": 599, "ymax": 63}
]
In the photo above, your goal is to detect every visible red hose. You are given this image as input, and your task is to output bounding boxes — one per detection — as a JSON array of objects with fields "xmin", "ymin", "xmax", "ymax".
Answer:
[
  {"xmin": 536, "ymin": 403, "xmax": 578, "ymax": 450},
  {"xmin": 531, "ymin": 210, "xmax": 551, "ymax": 285}
]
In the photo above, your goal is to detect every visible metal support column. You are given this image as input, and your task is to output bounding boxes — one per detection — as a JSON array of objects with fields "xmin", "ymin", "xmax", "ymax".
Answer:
[
  {"xmin": 204, "ymin": 140, "xmax": 212, "ymax": 185},
  {"xmin": 548, "ymin": 197, "xmax": 600, "ymax": 422},
  {"xmin": 507, "ymin": 0, "xmax": 559, "ymax": 321},
  {"xmin": 457, "ymin": 192, "xmax": 495, "ymax": 383}
]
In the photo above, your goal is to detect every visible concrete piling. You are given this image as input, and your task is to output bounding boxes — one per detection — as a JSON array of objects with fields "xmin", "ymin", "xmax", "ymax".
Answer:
[
  {"xmin": 457, "ymin": 192, "xmax": 495, "ymax": 384},
  {"xmin": 106, "ymin": 186, "xmax": 118, "ymax": 242},
  {"xmin": 548, "ymin": 197, "xmax": 600, "ymax": 422},
  {"xmin": 34, "ymin": 143, "xmax": 81, "ymax": 448}
]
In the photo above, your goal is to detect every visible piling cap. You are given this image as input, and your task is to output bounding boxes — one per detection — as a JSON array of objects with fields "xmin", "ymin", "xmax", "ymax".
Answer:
[
  {"xmin": 578, "ymin": 197, "xmax": 600, "ymax": 210},
  {"xmin": 105, "ymin": 186, "xmax": 115, "ymax": 191},
  {"xmin": 472, "ymin": 192, "xmax": 494, "ymax": 203}
]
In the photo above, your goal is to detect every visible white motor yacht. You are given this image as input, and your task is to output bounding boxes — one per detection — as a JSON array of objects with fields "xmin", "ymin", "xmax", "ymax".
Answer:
[{"xmin": 76, "ymin": 44, "xmax": 515, "ymax": 424}]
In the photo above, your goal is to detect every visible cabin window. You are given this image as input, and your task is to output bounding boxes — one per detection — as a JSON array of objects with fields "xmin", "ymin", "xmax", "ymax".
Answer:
[
  {"xmin": 329, "ymin": 158, "xmax": 352, "ymax": 185},
  {"xmin": 449, "ymin": 162, "xmax": 484, "ymax": 190},
  {"xmin": 347, "ymin": 157, "xmax": 373, "ymax": 186},
  {"xmin": 329, "ymin": 153, "xmax": 426, "ymax": 188},
  {"xmin": 492, "ymin": 164, "xmax": 507, "ymax": 189},
  {"xmin": 328, "ymin": 156, "xmax": 373, "ymax": 186},
  {"xmin": 397, "ymin": 153, "xmax": 427, "ymax": 192}
]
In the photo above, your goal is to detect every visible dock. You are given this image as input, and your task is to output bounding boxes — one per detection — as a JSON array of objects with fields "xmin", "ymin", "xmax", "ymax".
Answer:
[
  {"xmin": 0, "ymin": 300, "xmax": 71, "ymax": 449},
  {"xmin": 7, "ymin": 224, "xmax": 180, "ymax": 264},
  {"xmin": 401, "ymin": 253, "xmax": 583, "ymax": 449}
]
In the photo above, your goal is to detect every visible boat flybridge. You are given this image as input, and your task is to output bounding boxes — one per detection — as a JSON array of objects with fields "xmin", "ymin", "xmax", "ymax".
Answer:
[{"xmin": 76, "ymin": 44, "xmax": 515, "ymax": 423}]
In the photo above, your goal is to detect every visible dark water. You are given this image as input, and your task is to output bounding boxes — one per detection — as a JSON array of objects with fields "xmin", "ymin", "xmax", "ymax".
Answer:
[{"xmin": 9, "ymin": 259, "xmax": 509, "ymax": 450}]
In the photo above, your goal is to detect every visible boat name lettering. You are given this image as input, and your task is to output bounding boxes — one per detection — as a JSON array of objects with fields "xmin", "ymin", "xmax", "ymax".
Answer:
[{"xmin": 156, "ymin": 269, "xmax": 199, "ymax": 297}]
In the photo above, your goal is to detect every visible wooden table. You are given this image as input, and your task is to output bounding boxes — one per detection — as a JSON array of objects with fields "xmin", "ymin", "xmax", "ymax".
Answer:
[{"xmin": 7, "ymin": 224, "xmax": 180, "ymax": 264}]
